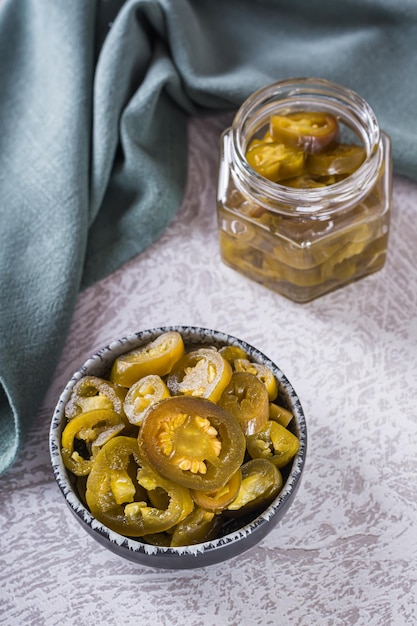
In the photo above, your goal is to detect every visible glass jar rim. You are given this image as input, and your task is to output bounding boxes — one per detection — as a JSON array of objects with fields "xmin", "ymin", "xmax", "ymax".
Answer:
[{"xmin": 230, "ymin": 77, "xmax": 383, "ymax": 217}]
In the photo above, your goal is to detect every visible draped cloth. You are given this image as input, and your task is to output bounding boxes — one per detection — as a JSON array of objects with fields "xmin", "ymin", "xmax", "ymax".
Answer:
[{"xmin": 1, "ymin": 0, "xmax": 416, "ymax": 475}]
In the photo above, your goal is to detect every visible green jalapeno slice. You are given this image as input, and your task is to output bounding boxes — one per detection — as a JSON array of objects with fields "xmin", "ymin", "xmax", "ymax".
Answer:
[
  {"xmin": 85, "ymin": 436, "xmax": 194, "ymax": 537},
  {"xmin": 190, "ymin": 469, "xmax": 242, "ymax": 513},
  {"xmin": 227, "ymin": 459, "xmax": 283, "ymax": 515},
  {"xmin": 218, "ymin": 372, "xmax": 269, "ymax": 436},
  {"xmin": 138, "ymin": 396, "xmax": 246, "ymax": 491},
  {"xmin": 170, "ymin": 507, "xmax": 223, "ymax": 547},
  {"xmin": 246, "ymin": 420, "xmax": 300, "ymax": 468},
  {"xmin": 233, "ymin": 358, "xmax": 278, "ymax": 401}
]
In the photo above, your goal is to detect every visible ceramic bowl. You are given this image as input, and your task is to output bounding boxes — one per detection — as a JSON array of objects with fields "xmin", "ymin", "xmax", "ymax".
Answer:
[{"xmin": 49, "ymin": 326, "xmax": 307, "ymax": 569}]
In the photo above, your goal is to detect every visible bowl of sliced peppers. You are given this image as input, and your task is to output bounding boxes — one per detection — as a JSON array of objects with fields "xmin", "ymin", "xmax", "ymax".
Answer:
[{"xmin": 50, "ymin": 326, "xmax": 307, "ymax": 569}]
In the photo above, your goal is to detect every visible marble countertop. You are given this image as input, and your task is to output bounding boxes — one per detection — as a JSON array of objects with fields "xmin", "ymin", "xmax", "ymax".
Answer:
[{"xmin": 1, "ymin": 115, "xmax": 416, "ymax": 626}]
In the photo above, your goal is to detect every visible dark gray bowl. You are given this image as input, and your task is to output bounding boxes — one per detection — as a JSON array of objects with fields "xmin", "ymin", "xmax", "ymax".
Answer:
[{"xmin": 49, "ymin": 326, "xmax": 307, "ymax": 569}]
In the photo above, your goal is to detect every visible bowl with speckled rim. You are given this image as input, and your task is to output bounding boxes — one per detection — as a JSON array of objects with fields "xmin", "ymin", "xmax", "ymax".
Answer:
[{"xmin": 49, "ymin": 326, "xmax": 307, "ymax": 569}]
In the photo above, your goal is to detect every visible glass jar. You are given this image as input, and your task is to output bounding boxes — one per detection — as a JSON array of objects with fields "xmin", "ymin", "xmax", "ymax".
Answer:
[{"xmin": 216, "ymin": 78, "xmax": 392, "ymax": 302}]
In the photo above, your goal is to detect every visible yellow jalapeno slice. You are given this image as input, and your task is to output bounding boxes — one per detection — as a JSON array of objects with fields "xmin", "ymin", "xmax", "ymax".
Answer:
[
  {"xmin": 246, "ymin": 142, "xmax": 305, "ymax": 182},
  {"xmin": 307, "ymin": 143, "xmax": 366, "ymax": 176},
  {"xmin": 233, "ymin": 358, "xmax": 278, "ymax": 401},
  {"xmin": 218, "ymin": 345, "xmax": 249, "ymax": 365},
  {"xmin": 270, "ymin": 111, "xmax": 339, "ymax": 153},
  {"xmin": 61, "ymin": 409, "xmax": 127, "ymax": 476},
  {"xmin": 227, "ymin": 459, "xmax": 283, "ymax": 515},
  {"xmin": 246, "ymin": 420, "xmax": 300, "ymax": 469},
  {"xmin": 268, "ymin": 402, "xmax": 294, "ymax": 428},
  {"xmin": 110, "ymin": 331, "xmax": 185, "ymax": 388},
  {"xmin": 246, "ymin": 130, "xmax": 274, "ymax": 152}
]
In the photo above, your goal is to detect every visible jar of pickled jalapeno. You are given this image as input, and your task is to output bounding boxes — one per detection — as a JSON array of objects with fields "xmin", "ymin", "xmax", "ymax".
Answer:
[{"xmin": 216, "ymin": 78, "xmax": 392, "ymax": 302}]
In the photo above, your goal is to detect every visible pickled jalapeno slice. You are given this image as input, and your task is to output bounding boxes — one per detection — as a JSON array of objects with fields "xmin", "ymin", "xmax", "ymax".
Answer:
[
  {"xmin": 61, "ymin": 408, "xmax": 127, "ymax": 476},
  {"xmin": 170, "ymin": 507, "xmax": 223, "ymax": 547},
  {"xmin": 233, "ymin": 358, "xmax": 278, "ymax": 401},
  {"xmin": 246, "ymin": 420, "xmax": 300, "ymax": 469},
  {"xmin": 190, "ymin": 469, "xmax": 242, "ymax": 513},
  {"xmin": 218, "ymin": 371, "xmax": 270, "ymax": 436},
  {"xmin": 227, "ymin": 458, "xmax": 283, "ymax": 515},
  {"xmin": 110, "ymin": 331, "xmax": 185, "ymax": 387},
  {"xmin": 268, "ymin": 402, "xmax": 294, "ymax": 428},
  {"xmin": 246, "ymin": 142, "xmax": 305, "ymax": 182},
  {"xmin": 246, "ymin": 130, "xmax": 274, "ymax": 152},
  {"xmin": 138, "ymin": 396, "xmax": 246, "ymax": 491},
  {"xmin": 270, "ymin": 111, "xmax": 339, "ymax": 153},
  {"xmin": 167, "ymin": 347, "xmax": 232, "ymax": 403},
  {"xmin": 123, "ymin": 374, "xmax": 170, "ymax": 426},
  {"xmin": 219, "ymin": 345, "xmax": 249, "ymax": 365},
  {"xmin": 307, "ymin": 143, "xmax": 366, "ymax": 176},
  {"xmin": 64, "ymin": 375, "xmax": 126, "ymax": 420},
  {"xmin": 85, "ymin": 436, "xmax": 194, "ymax": 537},
  {"xmin": 279, "ymin": 174, "xmax": 329, "ymax": 189}
]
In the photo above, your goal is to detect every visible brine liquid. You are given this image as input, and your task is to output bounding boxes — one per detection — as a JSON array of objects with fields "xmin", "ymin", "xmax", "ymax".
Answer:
[{"xmin": 217, "ymin": 177, "xmax": 390, "ymax": 303}]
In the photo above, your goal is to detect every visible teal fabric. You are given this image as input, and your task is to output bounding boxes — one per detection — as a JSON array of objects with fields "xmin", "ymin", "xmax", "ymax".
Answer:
[{"xmin": 1, "ymin": 0, "xmax": 416, "ymax": 475}]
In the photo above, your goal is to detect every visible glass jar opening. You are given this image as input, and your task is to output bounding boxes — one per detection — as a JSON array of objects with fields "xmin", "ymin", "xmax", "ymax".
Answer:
[{"xmin": 230, "ymin": 77, "xmax": 382, "ymax": 218}]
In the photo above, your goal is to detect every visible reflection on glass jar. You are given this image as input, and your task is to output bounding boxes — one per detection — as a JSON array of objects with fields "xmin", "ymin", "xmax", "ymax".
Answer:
[{"xmin": 216, "ymin": 78, "xmax": 392, "ymax": 303}]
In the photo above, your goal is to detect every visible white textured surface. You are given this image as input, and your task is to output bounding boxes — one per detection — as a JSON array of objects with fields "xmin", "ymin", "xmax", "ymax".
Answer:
[{"xmin": 1, "ymin": 115, "xmax": 417, "ymax": 626}]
